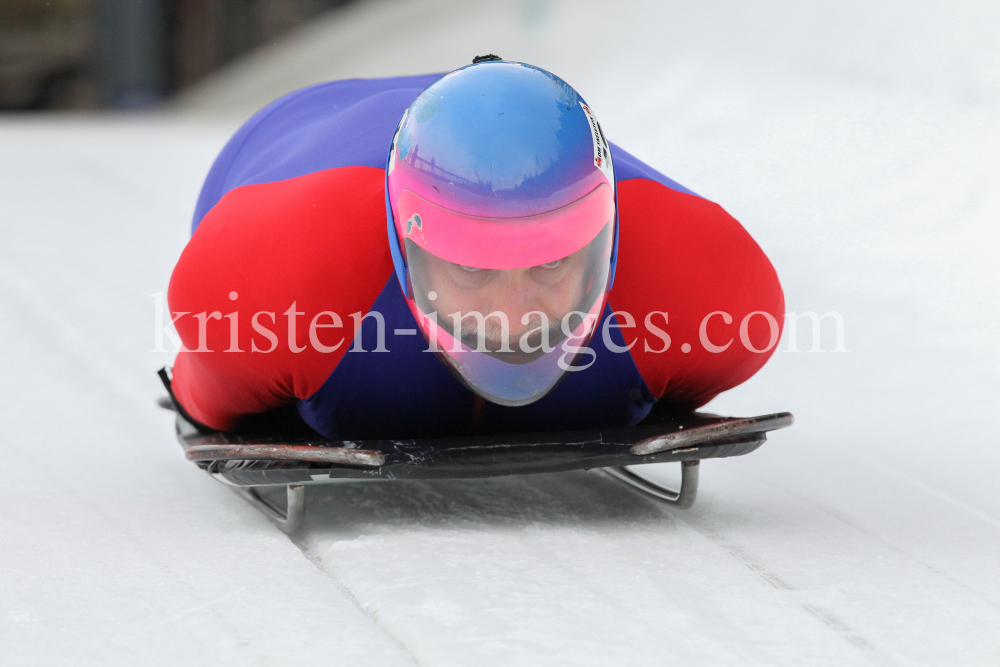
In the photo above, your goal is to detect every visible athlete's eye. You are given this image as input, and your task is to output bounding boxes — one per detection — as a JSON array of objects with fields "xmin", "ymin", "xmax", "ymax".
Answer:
[
  {"xmin": 539, "ymin": 259, "xmax": 563, "ymax": 269},
  {"xmin": 458, "ymin": 264, "xmax": 482, "ymax": 272}
]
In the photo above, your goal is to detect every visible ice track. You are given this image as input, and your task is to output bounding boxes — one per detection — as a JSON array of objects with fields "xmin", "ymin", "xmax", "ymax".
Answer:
[{"xmin": 2, "ymin": 0, "xmax": 1000, "ymax": 664}]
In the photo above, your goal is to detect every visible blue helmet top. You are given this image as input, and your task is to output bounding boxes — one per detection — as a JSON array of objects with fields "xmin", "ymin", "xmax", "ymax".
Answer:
[
  {"xmin": 388, "ymin": 60, "xmax": 615, "ymax": 218},
  {"xmin": 386, "ymin": 59, "xmax": 619, "ymax": 297}
]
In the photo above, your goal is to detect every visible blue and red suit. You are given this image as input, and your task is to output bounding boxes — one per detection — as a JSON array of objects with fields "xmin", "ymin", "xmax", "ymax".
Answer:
[{"xmin": 168, "ymin": 73, "xmax": 784, "ymax": 439}]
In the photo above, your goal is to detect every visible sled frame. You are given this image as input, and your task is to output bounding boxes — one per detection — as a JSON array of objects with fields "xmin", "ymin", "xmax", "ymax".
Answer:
[
  {"xmin": 232, "ymin": 461, "xmax": 699, "ymax": 533},
  {"xmin": 234, "ymin": 484, "xmax": 306, "ymax": 534},
  {"xmin": 600, "ymin": 461, "xmax": 700, "ymax": 508},
  {"xmin": 160, "ymin": 387, "xmax": 792, "ymax": 530}
]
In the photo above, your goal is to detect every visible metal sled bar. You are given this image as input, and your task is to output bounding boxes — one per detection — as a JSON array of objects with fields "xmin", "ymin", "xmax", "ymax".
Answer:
[
  {"xmin": 186, "ymin": 444, "xmax": 385, "ymax": 467},
  {"xmin": 233, "ymin": 484, "xmax": 306, "ymax": 533},
  {"xmin": 601, "ymin": 461, "xmax": 699, "ymax": 509},
  {"xmin": 631, "ymin": 413, "xmax": 793, "ymax": 456}
]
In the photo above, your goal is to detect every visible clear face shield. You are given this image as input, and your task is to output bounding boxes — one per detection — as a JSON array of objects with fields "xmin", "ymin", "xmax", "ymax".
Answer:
[{"xmin": 396, "ymin": 184, "xmax": 616, "ymax": 406}]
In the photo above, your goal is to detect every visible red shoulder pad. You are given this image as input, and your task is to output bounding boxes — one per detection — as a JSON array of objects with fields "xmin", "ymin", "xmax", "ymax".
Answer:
[
  {"xmin": 608, "ymin": 178, "xmax": 785, "ymax": 408},
  {"xmin": 168, "ymin": 166, "xmax": 392, "ymax": 429}
]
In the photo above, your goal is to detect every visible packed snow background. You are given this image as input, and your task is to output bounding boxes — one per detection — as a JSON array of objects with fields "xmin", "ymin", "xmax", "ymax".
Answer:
[{"xmin": 2, "ymin": 0, "xmax": 999, "ymax": 664}]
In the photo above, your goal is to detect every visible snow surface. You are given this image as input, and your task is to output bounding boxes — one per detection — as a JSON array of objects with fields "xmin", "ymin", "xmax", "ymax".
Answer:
[{"xmin": 3, "ymin": 0, "xmax": 1000, "ymax": 664}]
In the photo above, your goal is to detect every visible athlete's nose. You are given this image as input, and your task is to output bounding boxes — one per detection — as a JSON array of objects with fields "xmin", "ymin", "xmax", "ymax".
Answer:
[{"xmin": 493, "ymin": 269, "xmax": 549, "ymax": 333}]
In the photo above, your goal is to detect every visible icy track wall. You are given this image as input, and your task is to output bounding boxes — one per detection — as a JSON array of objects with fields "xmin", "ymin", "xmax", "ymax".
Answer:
[{"xmin": 3, "ymin": 0, "xmax": 1000, "ymax": 665}]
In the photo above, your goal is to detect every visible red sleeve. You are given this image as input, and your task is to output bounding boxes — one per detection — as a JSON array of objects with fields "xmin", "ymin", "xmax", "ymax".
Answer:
[
  {"xmin": 608, "ymin": 178, "xmax": 785, "ymax": 408},
  {"xmin": 167, "ymin": 166, "xmax": 393, "ymax": 430}
]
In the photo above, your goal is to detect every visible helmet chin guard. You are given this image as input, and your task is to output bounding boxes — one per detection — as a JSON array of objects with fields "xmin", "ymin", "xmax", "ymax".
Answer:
[{"xmin": 385, "ymin": 60, "xmax": 618, "ymax": 406}]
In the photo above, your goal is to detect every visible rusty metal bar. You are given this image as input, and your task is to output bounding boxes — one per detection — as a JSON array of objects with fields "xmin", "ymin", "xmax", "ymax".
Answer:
[
  {"xmin": 631, "ymin": 413, "xmax": 793, "ymax": 456},
  {"xmin": 185, "ymin": 444, "xmax": 385, "ymax": 467}
]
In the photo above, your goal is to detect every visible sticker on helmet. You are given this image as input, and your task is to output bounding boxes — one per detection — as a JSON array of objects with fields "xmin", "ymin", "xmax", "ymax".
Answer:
[
  {"xmin": 405, "ymin": 214, "xmax": 422, "ymax": 234},
  {"xmin": 579, "ymin": 102, "xmax": 614, "ymax": 190}
]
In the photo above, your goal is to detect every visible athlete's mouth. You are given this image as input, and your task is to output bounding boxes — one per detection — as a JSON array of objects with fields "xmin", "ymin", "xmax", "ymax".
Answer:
[{"xmin": 456, "ymin": 315, "xmax": 565, "ymax": 363}]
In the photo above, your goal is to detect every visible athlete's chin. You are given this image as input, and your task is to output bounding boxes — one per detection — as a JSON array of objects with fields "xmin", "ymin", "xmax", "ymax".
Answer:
[{"xmin": 458, "ymin": 330, "xmax": 566, "ymax": 358}]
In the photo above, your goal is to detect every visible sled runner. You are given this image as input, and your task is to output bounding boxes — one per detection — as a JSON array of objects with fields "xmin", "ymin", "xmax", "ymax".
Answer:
[{"xmin": 160, "ymin": 378, "xmax": 792, "ymax": 532}]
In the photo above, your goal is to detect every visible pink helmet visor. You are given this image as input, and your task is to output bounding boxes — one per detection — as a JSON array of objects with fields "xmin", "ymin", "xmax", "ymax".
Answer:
[{"xmin": 393, "ymin": 182, "xmax": 615, "ymax": 270}]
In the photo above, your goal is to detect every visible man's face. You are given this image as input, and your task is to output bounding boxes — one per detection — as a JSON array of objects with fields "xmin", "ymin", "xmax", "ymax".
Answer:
[{"xmin": 412, "ymin": 244, "xmax": 592, "ymax": 354}]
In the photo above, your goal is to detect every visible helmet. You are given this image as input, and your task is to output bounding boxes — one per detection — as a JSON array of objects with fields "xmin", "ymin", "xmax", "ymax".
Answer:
[{"xmin": 386, "ymin": 59, "xmax": 619, "ymax": 406}]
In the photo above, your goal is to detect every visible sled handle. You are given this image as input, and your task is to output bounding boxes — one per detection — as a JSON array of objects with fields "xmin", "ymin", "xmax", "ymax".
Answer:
[{"xmin": 631, "ymin": 412, "xmax": 793, "ymax": 456}]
